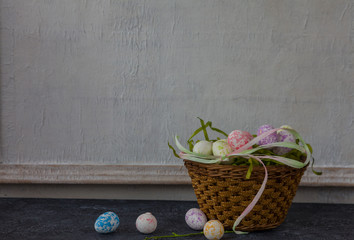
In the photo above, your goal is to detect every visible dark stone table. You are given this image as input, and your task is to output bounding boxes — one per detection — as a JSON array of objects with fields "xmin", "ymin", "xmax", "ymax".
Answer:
[{"xmin": 0, "ymin": 198, "xmax": 353, "ymax": 240}]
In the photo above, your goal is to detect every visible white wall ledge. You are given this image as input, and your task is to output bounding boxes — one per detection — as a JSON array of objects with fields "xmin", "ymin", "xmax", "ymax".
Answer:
[{"xmin": 0, "ymin": 164, "xmax": 352, "ymax": 187}]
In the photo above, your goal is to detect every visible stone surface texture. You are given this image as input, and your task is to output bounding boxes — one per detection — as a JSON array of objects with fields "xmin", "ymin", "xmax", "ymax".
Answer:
[{"xmin": 0, "ymin": 198, "xmax": 354, "ymax": 239}]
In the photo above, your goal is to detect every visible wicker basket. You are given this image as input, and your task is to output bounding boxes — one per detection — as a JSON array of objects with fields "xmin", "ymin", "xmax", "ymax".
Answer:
[{"xmin": 184, "ymin": 160, "xmax": 307, "ymax": 232}]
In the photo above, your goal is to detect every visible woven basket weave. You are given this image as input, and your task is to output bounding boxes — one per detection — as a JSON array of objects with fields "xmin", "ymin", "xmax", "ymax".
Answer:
[{"xmin": 184, "ymin": 160, "xmax": 307, "ymax": 231}]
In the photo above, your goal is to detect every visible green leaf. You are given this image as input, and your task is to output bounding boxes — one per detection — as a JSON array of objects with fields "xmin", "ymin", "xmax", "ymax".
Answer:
[
  {"xmin": 307, "ymin": 143, "xmax": 313, "ymax": 154},
  {"xmin": 283, "ymin": 128, "xmax": 312, "ymax": 165},
  {"xmin": 187, "ymin": 139, "xmax": 194, "ymax": 152},
  {"xmin": 232, "ymin": 157, "xmax": 248, "ymax": 165},
  {"xmin": 261, "ymin": 158, "xmax": 284, "ymax": 165},
  {"xmin": 144, "ymin": 231, "xmax": 205, "ymax": 240},
  {"xmin": 168, "ymin": 142, "xmax": 180, "ymax": 159},
  {"xmin": 187, "ymin": 118, "xmax": 227, "ymax": 148},
  {"xmin": 258, "ymin": 155, "xmax": 305, "ymax": 168},
  {"xmin": 197, "ymin": 117, "xmax": 210, "ymax": 141},
  {"xmin": 179, "ymin": 153, "xmax": 221, "ymax": 164},
  {"xmin": 239, "ymin": 142, "xmax": 305, "ymax": 156},
  {"xmin": 246, "ymin": 158, "xmax": 254, "ymax": 179},
  {"xmin": 187, "ymin": 126, "xmax": 206, "ymax": 142},
  {"xmin": 208, "ymin": 121, "xmax": 228, "ymax": 137},
  {"xmin": 311, "ymin": 157, "xmax": 322, "ymax": 175},
  {"xmin": 253, "ymin": 148, "xmax": 275, "ymax": 156}
]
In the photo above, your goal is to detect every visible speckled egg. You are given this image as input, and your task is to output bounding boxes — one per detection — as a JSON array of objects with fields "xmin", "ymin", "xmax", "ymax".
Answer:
[
  {"xmin": 274, "ymin": 125, "xmax": 296, "ymax": 155},
  {"xmin": 276, "ymin": 125, "xmax": 293, "ymax": 135},
  {"xmin": 257, "ymin": 124, "xmax": 278, "ymax": 146},
  {"xmin": 227, "ymin": 130, "xmax": 253, "ymax": 151},
  {"xmin": 203, "ymin": 220, "xmax": 224, "ymax": 240},
  {"xmin": 136, "ymin": 212, "xmax": 157, "ymax": 234},
  {"xmin": 185, "ymin": 208, "xmax": 207, "ymax": 230},
  {"xmin": 193, "ymin": 140, "xmax": 213, "ymax": 155},
  {"xmin": 94, "ymin": 211, "xmax": 120, "ymax": 234},
  {"xmin": 212, "ymin": 139, "xmax": 232, "ymax": 156}
]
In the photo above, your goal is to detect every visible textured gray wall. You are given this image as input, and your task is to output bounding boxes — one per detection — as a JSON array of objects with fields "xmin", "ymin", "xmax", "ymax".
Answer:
[{"xmin": 0, "ymin": 0, "xmax": 353, "ymax": 167}]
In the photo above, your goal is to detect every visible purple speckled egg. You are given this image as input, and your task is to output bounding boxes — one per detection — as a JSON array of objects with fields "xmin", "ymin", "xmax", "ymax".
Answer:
[
  {"xmin": 257, "ymin": 125, "xmax": 278, "ymax": 146},
  {"xmin": 274, "ymin": 126, "xmax": 296, "ymax": 155},
  {"xmin": 185, "ymin": 208, "xmax": 207, "ymax": 230}
]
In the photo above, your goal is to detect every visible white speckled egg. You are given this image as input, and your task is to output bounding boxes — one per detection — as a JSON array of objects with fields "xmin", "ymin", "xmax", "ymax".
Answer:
[
  {"xmin": 193, "ymin": 141, "xmax": 213, "ymax": 155},
  {"xmin": 185, "ymin": 208, "xmax": 207, "ymax": 230},
  {"xmin": 212, "ymin": 139, "xmax": 232, "ymax": 156},
  {"xmin": 94, "ymin": 211, "xmax": 120, "ymax": 234},
  {"xmin": 227, "ymin": 130, "xmax": 253, "ymax": 151},
  {"xmin": 136, "ymin": 212, "xmax": 157, "ymax": 234},
  {"xmin": 203, "ymin": 220, "xmax": 224, "ymax": 240}
]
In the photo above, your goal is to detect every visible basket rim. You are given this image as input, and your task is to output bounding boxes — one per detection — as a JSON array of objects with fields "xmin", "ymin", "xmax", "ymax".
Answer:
[
  {"xmin": 183, "ymin": 159, "xmax": 308, "ymax": 179},
  {"xmin": 183, "ymin": 159, "xmax": 308, "ymax": 171}
]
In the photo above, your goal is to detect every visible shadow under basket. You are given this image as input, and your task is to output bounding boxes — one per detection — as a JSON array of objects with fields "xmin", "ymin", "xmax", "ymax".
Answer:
[{"xmin": 184, "ymin": 160, "xmax": 307, "ymax": 232}]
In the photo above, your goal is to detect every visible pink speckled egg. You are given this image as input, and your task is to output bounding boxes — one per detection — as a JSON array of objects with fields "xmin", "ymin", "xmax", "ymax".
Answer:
[
  {"xmin": 227, "ymin": 130, "xmax": 253, "ymax": 151},
  {"xmin": 136, "ymin": 212, "xmax": 157, "ymax": 234},
  {"xmin": 185, "ymin": 208, "xmax": 207, "ymax": 230},
  {"xmin": 274, "ymin": 126, "xmax": 296, "ymax": 155},
  {"xmin": 203, "ymin": 220, "xmax": 224, "ymax": 240},
  {"xmin": 257, "ymin": 124, "xmax": 278, "ymax": 146}
]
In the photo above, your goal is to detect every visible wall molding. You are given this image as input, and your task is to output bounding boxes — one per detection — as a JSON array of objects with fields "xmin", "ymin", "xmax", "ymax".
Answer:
[{"xmin": 0, "ymin": 164, "xmax": 353, "ymax": 186}]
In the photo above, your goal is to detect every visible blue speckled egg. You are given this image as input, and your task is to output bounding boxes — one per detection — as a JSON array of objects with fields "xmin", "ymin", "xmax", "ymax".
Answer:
[
  {"xmin": 257, "ymin": 124, "xmax": 278, "ymax": 146},
  {"xmin": 94, "ymin": 211, "xmax": 120, "ymax": 233}
]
